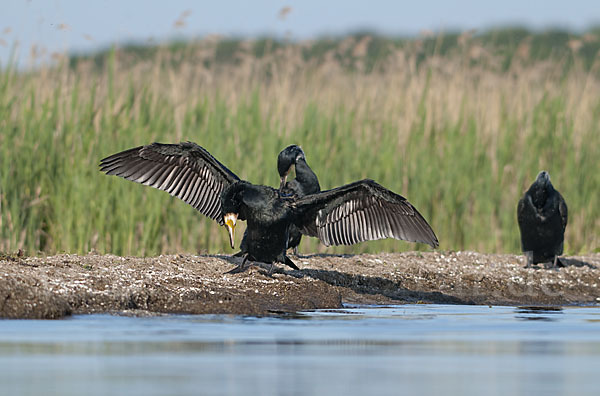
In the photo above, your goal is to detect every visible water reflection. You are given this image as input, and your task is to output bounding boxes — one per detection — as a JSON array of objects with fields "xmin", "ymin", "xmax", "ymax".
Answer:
[
  {"xmin": 514, "ymin": 306, "xmax": 564, "ymax": 322},
  {"xmin": 1, "ymin": 305, "xmax": 599, "ymax": 396}
]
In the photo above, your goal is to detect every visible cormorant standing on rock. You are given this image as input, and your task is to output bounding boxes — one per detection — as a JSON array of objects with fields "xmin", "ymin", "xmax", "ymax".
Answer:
[
  {"xmin": 517, "ymin": 171, "xmax": 568, "ymax": 268},
  {"xmin": 100, "ymin": 142, "xmax": 439, "ymax": 273}
]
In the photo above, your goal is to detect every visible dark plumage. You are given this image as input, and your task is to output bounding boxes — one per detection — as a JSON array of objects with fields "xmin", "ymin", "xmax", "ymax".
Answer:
[
  {"xmin": 100, "ymin": 142, "xmax": 439, "ymax": 273},
  {"xmin": 292, "ymin": 180, "xmax": 439, "ymax": 249},
  {"xmin": 278, "ymin": 145, "xmax": 321, "ymax": 195},
  {"xmin": 517, "ymin": 171, "xmax": 568, "ymax": 268},
  {"xmin": 277, "ymin": 145, "xmax": 321, "ymax": 254}
]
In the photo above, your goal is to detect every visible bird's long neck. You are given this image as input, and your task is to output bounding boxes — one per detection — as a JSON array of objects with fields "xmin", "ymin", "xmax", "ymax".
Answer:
[{"xmin": 295, "ymin": 159, "xmax": 321, "ymax": 193}]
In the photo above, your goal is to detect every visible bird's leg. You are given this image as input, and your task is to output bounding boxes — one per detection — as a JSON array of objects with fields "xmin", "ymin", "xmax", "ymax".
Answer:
[
  {"xmin": 548, "ymin": 255, "xmax": 563, "ymax": 269},
  {"xmin": 524, "ymin": 251, "xmax": 534, "ymax": 268},
  {"xmin": 224, "ymin": 254, "xmax": 252, "ymax": 274},
  {"xmin": 251, "ymin": 261, "xmax": 276, "ymax": 277},
  {"xmin": 543, "ymin": 256, "xmax": 560, "ymax": 270},
  {"xmin": 292, "ymin": 246, "xmax": 299, "ymax": 256}
]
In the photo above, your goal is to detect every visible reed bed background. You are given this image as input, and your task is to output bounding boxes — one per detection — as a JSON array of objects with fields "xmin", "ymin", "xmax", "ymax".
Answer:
[{"xmin": 1, "ymin": 30, "xmax": 599, "ymax": 256}]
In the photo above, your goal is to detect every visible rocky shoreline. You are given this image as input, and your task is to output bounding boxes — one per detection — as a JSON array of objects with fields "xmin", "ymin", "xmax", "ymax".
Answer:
[{"xmin": 1, "ymin": 251, "xmax": 599, "ymax": 319}]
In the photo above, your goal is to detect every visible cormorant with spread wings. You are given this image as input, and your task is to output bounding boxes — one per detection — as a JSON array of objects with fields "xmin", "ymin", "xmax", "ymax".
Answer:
[{"xmin": 100, "ymin": 142, "xmax": 438, "ymax": 272}]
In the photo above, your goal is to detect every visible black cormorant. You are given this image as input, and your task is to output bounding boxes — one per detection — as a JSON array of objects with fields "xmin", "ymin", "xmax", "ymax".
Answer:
[
  {"xmin": 100, "ymin": 142, "xmax": 439, "ymax": 272},
  {"xmin": 517, "ymin": 171, "xmax": 568, "ymax": 268},
  {"xmin": 277, "ymin": 145, "xmax": 321, "ymax": 254}
]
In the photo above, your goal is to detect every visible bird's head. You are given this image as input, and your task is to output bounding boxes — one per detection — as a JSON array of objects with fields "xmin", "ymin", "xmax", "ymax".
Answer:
[
  {"xmin": 277, "ymin": 145, "xmax": 305, "ymax": 190},
  {"xmin": 529, "ymin": 170, "xmax": 554, "ymax": 206},
  {"xmin": 536, "ymin": 170, "xmax": 551, "ymax": 185}
]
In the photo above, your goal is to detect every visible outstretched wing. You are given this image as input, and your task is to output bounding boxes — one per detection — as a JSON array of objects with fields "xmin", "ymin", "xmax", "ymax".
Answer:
[
  {"xmin": 293, "ymin": 179, "xmax": 439, "ymax": 248},
  {"xmin": 100, "ymin": 142, "xmax": 240, "ymax": 225}
]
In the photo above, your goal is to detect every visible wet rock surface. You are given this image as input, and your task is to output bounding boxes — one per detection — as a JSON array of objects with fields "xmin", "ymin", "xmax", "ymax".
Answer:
[{"xmin": 1, "ymin": 251, "xmax": 599, "ymax": 319}]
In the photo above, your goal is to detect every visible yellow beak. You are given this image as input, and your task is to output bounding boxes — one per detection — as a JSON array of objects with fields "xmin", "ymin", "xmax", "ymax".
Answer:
[{"xmin": 224, "ymin": 213, "xmax": 238, "ymax": 249}]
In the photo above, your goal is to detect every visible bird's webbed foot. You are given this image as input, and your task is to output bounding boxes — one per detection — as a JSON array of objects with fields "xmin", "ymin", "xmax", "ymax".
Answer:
[{"xmin": 284, "ymin": 255, "xmax": 300, "ymax": 271}]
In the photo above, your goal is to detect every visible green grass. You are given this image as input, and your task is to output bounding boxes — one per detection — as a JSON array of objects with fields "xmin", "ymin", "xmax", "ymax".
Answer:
[{"xmin": 1, "ymin": 35, "xmax": 600, "ymax": 256}]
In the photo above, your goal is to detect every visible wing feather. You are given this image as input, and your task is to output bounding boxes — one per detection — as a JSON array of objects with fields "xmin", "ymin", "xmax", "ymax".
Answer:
[
  {"xmin": 134, "ymin": 163, "xmax": 163, "ymax": 184},
  {"xmin": 294, "ymin": 179, "xmax": 439, "ymax": 248},
  {"xmin": 100, "ymin": 142, "xmax": 240, "ymax": 224}
]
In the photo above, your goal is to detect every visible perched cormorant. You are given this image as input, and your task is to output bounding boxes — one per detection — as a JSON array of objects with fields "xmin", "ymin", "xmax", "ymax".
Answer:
[
  {"xmin": 100, "ymin": 142, "xmax": 439, "ymax": 273},
  {"xmin": 517, "ymin": 171, "xmax": 568, "ymax": 268},
  {"xmin": 277, "ymin": 145, "xmax": 321, "ymax": 254}
]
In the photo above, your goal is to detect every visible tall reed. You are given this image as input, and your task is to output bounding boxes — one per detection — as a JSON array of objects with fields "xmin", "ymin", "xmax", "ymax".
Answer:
[{"xmin": 1, "ymin": 34, "xmax": 599, "ymax": 256}]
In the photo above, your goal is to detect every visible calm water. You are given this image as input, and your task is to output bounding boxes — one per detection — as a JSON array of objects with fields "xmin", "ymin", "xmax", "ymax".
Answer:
[{"xmin": 1, "ymin": 305, "xmax": 599, "ymax": 396}]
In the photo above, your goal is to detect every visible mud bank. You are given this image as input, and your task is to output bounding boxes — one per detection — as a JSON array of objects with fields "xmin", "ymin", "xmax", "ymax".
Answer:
[{"xmin": 1, "ymin": 252, "xmax": 598, "ymax": 319}]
